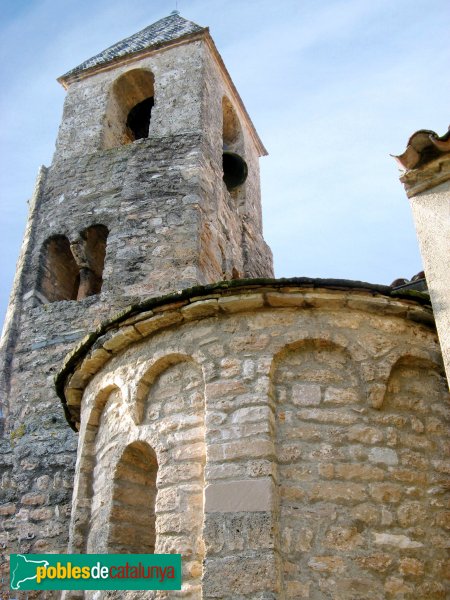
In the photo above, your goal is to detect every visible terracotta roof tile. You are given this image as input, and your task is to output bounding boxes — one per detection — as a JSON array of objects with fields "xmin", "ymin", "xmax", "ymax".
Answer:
[{"xmin": 393, "ymin": 127, "xmax": 450, "ymax": 170}]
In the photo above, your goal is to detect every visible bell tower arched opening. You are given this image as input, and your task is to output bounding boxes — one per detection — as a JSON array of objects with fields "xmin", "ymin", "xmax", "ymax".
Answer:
[
  {"xmin": 37, "ymin": 225, "xmax": 108, "ymax": 304},
  {"xmin": 222, "ymin": 96, "xmax": 247, "ymax": 193},
  {"xmin": 104, "ymin": 68, "xmax": 155, "ymax": 149},
  {"xmin": 37, "ymin": 235, "xmax": 79, "ymax": 303}
]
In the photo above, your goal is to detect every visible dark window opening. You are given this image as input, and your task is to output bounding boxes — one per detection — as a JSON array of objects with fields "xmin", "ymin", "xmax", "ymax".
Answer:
[
  {"xmin": 126, "ymin": 97, "xmax": 154, "ymax": 141},
  {"xmin": 105, "ymin": 69, "xmax": 155, "ymax": 149},
  {"xmin": 222, "ymin": 97, "xmax": 247, "ymax": 193}
]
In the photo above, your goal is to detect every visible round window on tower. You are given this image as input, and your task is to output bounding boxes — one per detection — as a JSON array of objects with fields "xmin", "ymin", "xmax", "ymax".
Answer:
[{"xmin": 222, "ymin": 152, "xmax": 248, "ymax": 191}]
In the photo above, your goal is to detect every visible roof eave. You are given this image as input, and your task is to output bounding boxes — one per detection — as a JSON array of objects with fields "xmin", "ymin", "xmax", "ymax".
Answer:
[
  {"xmin": 55, "ymin": 275, "xmax": 435, "ymax": 431},
  {"xmin": 393, "ymin": 127, "xmax": 450, "ymax": 171},
  {"xmin": 57, "ymin": 28, "xmax": 209, "ymax": 89}
]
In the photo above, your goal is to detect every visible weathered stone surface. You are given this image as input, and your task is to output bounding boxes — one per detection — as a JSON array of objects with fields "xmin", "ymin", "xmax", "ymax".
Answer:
[
  {"xmin": 0, "ymin": 503, "xmax": 16, "ymax": 516},
  {"xmin": 373, "ymin": 532, "xmax": 423, "ymax": 548},
  {"xmin": 101, "ymin": 326, "xmax": 142, "ymax": 352},
  {"xmin": 356, "ymin": 553, "xmax": 393, "ymax": 572},
  {"xmin": 292, "ymin": 383, "xmax": 321, "ymax": 406},
  {"xmin": 308, "ymin": 555, "xmax": 346, "ymax": 573},
  {"xmin": 265, "ymin": 292, "xmax": 305, "ymax": 307},
  {"xmin": 368, "ymin": 447, "xmax": 399, "ymax": 465},
  {"xmin": 203, "ymin": 553, "xmax": 278, "ymax": 596},
  {"xmin": 218, "ymin": 293, "xmax": 265, "ymax": 313},
  {"xmin": 181, "ymin": 299, "xmax": 219, "ymax": 320},
  {"xmin": 205, "ymin": 478, "xmax": 274, "ymax": 513},
  {"xmin": 399, "ymin": 557, "xmax": 424, "ymax": 576},
  {"xmin": 134, "ymin": 312, "xmax": 184, "ymax": 337}
]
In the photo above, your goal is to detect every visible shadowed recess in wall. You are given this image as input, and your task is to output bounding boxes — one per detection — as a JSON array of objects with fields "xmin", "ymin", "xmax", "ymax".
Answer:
[
  {"xmin": 108, "ymin": 441, "xmax": 158, "ymax": 554},
  {"xmin": 57, "ymin": 385, "xmax": 122, "ymax": 554},
  {"xmin": 272, "ymin": 339, "xmax": 365, "ymax": 598},
  {"xmin": 222, "ymin": 96, "xmax": 247, "ymax": 192},
  {"xmin": 38, "ymin": 235, "xmax": 79, "ymax": 302},
  {"xmin": 37, "ymin": 225, "xmax": 108, "ymax": 303}
]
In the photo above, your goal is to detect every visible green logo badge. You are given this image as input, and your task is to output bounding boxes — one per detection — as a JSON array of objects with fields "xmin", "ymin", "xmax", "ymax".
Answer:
[{"xmin": 10, "ymin": 554, "xmax": 182, "ymax": 590}]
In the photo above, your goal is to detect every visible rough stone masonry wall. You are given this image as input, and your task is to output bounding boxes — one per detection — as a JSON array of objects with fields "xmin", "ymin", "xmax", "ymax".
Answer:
[
  {"xmin": 200, "ymin": 43, "xmax": 272, "ymax": 280},
  {"xmin": 54, "ymin": 42, "xmax": 206, "ymax": 161},
  {"xmin": 62, "ymin": 286, "xmax": 449, "ymax": 600},
  {"xmin": 0, "ymin": 130, "xmax": 211, "ymax": 586}
]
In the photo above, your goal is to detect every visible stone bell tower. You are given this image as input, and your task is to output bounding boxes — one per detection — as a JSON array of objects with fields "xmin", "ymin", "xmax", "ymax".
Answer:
[{"xmin": 0, "ymin": 11, "xmax": 272, "ymax": 562}]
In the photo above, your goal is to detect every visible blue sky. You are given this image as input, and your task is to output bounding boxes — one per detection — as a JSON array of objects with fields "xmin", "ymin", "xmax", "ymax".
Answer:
[{"xmin": 1, "ymin": 0, "xmax": 449, "ymax": 328}]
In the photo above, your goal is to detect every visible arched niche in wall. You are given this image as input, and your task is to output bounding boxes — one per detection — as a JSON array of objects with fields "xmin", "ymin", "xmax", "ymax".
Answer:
[
  {"xmin": 381, "ymin": 354, "xmax": 447, "ymax": 412},
  {"xmin": 136, "ymin": 354, "xmax": 206, "ymax": 590},
  {"xmin": 366, "ymin": 354, "xmax": 449, "ymax": 595},
  {"xmin": 37, "ymin": 235, "xmax": 79, "ymax": 303},
  {"xmin": 86, "ymin": 386, "xmax": 133, "ymax": 554},
  {"xmin": 222, "ymin": 96, "xmax": 247, "ymax": 193},
  {"xmin": 222, "ymin": 96, "xmax": 241, "ymax": 149},
  {"xmin": 69, "ymin": 385, "xmax": 121, "ymax": 553},
  {"xmin": 104, "ymin": 68, "xmax": 155, "ymax": 149},
  {"xmin": 134, "ymin": 353, "xmax": 195, "ymax": 424},
  {"xmin": 271, "ymin": 339, "xmax": 364, "ymax": 598},
  {"xmin": 107, "ymin": 441, "xmax": 158, "ymax": 554}
]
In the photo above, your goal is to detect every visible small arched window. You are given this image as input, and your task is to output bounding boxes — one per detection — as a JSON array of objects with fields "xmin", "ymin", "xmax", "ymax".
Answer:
[
  {"xmin": 222, "ymin": 97, "xmax": 247, "ymax": 192},
  {"xmin": 37, "ymin": 235, "xmax": 79, "ymax": 302},
  {"xmin": 104, "ymin": 69, "xmax": 155, "ymax": 149},
  {"xmin": 108, "ymin": 441, "xmax": 158, "ymax": 554}
]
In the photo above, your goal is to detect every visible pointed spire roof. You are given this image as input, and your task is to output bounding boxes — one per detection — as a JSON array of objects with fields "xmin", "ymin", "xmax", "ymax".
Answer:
[{"xmin": 59, "ymin": 12, "xmax": 206, "ymax": 85}]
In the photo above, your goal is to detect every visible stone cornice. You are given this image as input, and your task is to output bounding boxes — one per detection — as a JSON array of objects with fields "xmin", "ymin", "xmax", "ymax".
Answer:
[
  {"xmin": 399, "ymin": 153, "xmax": 450, "ymax": 198},
  {"xmin": 394, "ymin": 127, "xmax": 450, "ymax": 197},
  {"xmin": 55, "ymin": 277, "xmax": 434, "ymax": 431}
]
